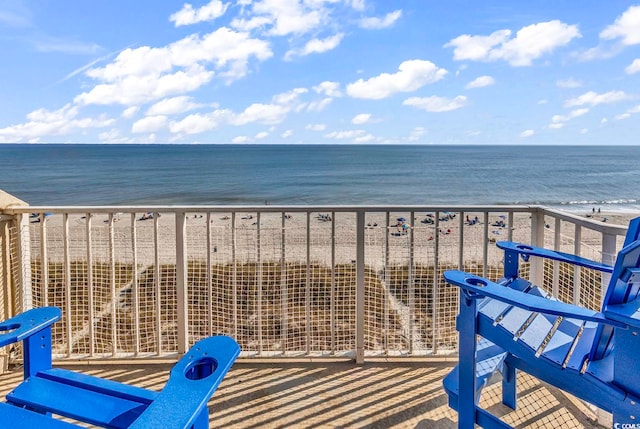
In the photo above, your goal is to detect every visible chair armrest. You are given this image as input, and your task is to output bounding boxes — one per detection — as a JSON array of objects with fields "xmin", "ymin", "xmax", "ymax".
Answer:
[
  {"xmin": 497, "ymin": 241, "xmax": 614, "ymax": 273},
  {"xmin": 444, "ymin": 270, "xmax": 627, "ymax": 328},
  {"xmin": 129, "ymin": 335, "xmax": 240, "ymax": 429},
  {"xmin": 0, "ymin": 307, "xmax": 61, "ymax": 348}
]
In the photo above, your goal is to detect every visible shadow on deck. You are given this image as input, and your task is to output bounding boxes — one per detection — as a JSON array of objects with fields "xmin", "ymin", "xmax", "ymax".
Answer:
[{"xmin": 0, "ymin": 358, "xmax": 603, "ymax": 428}]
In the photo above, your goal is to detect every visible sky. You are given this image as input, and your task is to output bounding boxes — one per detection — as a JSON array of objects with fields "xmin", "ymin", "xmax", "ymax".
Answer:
[{"xmin": 0, "ymin": 1, "xmax": 639, "ymax": 145}]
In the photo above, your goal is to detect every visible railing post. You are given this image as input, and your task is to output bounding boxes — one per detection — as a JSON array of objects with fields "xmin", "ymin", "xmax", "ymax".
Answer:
[
  {"xmin": 0, "ymin": 216, "xmax": 14, "ymax": 321},
  {"xmin": 356, "ymin": 209, "xmax": 365, "ymax": 364},
  {"xmin": 16, "ymin": 213, "xmax": 33, "ymax": 312},
  {"xmin": 176, "ymin": 211, "xmax": 188, "ymax": 354},
  {"xmin": 530, "ymin": 209, "xmax": 545, "ymax": 286},
  {"xmin": 601, "ymin": 232, "xmax": 617, "ymax": 305}
]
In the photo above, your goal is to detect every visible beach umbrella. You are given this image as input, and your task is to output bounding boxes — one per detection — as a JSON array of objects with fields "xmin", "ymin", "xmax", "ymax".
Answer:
[{"xmin": 397, "ymin": 217, "xmax": 406, "ymax": 222}]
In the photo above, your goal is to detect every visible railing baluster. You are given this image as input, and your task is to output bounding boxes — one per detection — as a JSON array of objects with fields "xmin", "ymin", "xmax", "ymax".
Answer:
[
  {"xmin": 175, "ymin": 211, "xmax": 187, "ymax": 354},
  {"xmin": 457, "ymin": 211, "xmax": 464, "ymax": 270},
  {"xmin": 86, "ymin": 213, "xmax": 94, "ymax": 357},
  {"xmin": 281, "ymin": 212, "xmax": 287, "ymax": 355},
  {"xmin": 206, "ymin": 212, "xmax": 213, "ymax": 337},
  {"xmin": 384, "ymin": 211, "xmax": 390, "ymax": 355},
  {"xmin": 232, "ymin": 212, "xmax": 237, "ymax": 340},
  {"xmin": 131, "ymin": 213, "xmax": 140, "ymax": 356},
  {"xmin": 109, "ymin": 213, "xmax": 116, "ymax": 357},
  {"xmin": 573, "ymin": 225, "xmax": 582, "ymax": 305},
  {"xmin": 482, "ymin": 211, "xmax": 489, "ymax": 278},
  {"xmin": 306, "ymin": 212, "xmax": 311, "ymax": 356},
  {"xmin": 355, "ymin": 209, "xmax": 365, "ymax": 364},
  {"xmin": 330, "ymin": 211, "xmax": 336, "ymax": 355},
  {"xmin": 257, "ymin": 212, "xmax": 262, "ymax": 356},
  {"xmin": 153, "ymin": 212, "xmax": 161, "ymax": 355},
  {"xmin": 16, "ymin": 213, "xmax": 33, "ymax": 313},
  {"xmin": 432, "ymin": 211, "xmax": 439, "ymax": 355},
  {"xmin": 63, "ymin": 213, "xmax": 72, "ymax": 357},
  {"xmin": 552, "ymin": 217, "xmax": 561, "ymax": 298},
  {"xmin": 409, "ymin": 211, "xmax": 416, "ymax": 353},
  {"xmin": 40, "ymin": 213, "xmax": 48, "ymax": 307}
]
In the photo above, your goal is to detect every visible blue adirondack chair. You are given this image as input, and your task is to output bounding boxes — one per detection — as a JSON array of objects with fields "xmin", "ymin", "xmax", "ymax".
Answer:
[
  {"xmin": 443, "ymin": 217, "xmax": 640, "ymax": 428},
  {"xmin": 0, "ymin": 306, "xmax": 240, "ymax": 428}
]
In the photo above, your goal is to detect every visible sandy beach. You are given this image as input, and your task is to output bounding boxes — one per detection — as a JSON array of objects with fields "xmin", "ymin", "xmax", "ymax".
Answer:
[{"xmin": 29, "ymin": 209, "xmax": 636, "ymax": 270}]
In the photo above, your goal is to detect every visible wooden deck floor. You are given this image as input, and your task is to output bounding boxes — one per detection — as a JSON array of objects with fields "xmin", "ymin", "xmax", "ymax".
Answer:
[{"xmin": 0, "ymin": 358, "xmax": 604, "ymax": 428}]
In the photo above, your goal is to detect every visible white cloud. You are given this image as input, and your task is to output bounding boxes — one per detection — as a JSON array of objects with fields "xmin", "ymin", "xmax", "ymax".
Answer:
[
  {"xmin": 564, "ymin": 90, "xmax": 630, "ymax": 107},
  {"xmin": 600, "ymin": 5, "xmax": 640, "ymax": 45},
  {"xmin": 556, "ymin": 78, "xmax": 582, "ymax": 88},
  {"xmin": 272, "ymin": 88, "xmax": 308, "ymax": 106},
  {"xmin": 359, "ymin": 10, "xmax": 402, "ymax": 30},
  {"xmin": 625, "ymin": 58, "xmax": 640, "ymax": 74},
  {"xmin": 346, "ymin": 60, "xmax": 447, "ymax": 99},
  {"xmin": 551, "ymin": 108, "xmax": 589, "ymax": 125},
  {"xmin": 306, "ymin": 123, "xmax": 326, "ymax": 131},
  {"xmin": 255, "ymin": 131, "xmax": 269, "ymax": 139},
  {"xmin": 615, "ymin": 113, "xmax": 631, "ymax": 121},
  {"xmin": 122, "ymin": 106, "xmax": 140, "ymax": 119},
  {"xmin": 465, "ymin": 75, "xmax": 495, "ymax": 89},
  {"xmin": 0, "ymin": 104, "xmax": 113, "ymax": 142},
  {"xmin": 285, "ymin": 33, "xmax": 344, "ymax": 60},
  {"xmin": 76, "ymin": 65, "xmax": 214, "ymax": 106},
  {"xmin": 348, "ymin": 0, "xmax": 365, "ymax": 12},
  {"xmin": 281, "ymin": 129, "xmax": 293, "ymax": 138},
  {"xmin": 354, "ymin": 133, "xmax": 375, "ymax": 143},
  {"xmin": 325, "ymin": 129, "xmax": 374, "ymax": 143},
  {"xmin": 132, "ymin": 115, "xmax": 167, "ymax": 133},
  {"xmin": 169, "ymin": 109, "xmax": 231, "ymax": 135},
  {"xmin": 232, "ymin": 103, "xmax": 290, "ymax": 125},
  {"xmin": 232, "ymin": 135, "xmax": 251, "ymax": 144},
  {"xmin": 445, "ymin": 20, "xmax": 581, "ymax": 66},
  {"xmin": 313, "ymin": 81, "xmax": 342, "ymax": 97},
  {"xmin": 520, "ymin": 129, "xmax": 535, "ymax": 138},
  {"xmin": 325, "ymin": 129, "xmax": 367, "ymax": 139},
  {"xmin": 403, "ymin": 95, "xmax": 467, "ymax": 112},
  {"xmin": 170, "ymin": 1, "xmax": 229, "ymax": 27},
  {"xmin": 305, "ymin": 97, "xmax": 332, "ymax": 112},
  {"xmin": 146, "ymin": 96, "xmax": 203, "ymax": 116},
  {"xmin": 76, "ymin": 27, "xmax": 272, "ymax": 106},
  {"xmin": 352, "ymin": 113, "xmax": 371, "ymax": 124},
  {"xmin": 239, "ymin": 0, "xmax": 326, "ymax": 37}
]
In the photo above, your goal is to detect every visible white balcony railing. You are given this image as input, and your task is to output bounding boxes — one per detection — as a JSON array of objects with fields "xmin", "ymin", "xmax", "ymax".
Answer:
[{"xmin": 0, "ymin": 203, "xmax": 630, "ymax": 363}]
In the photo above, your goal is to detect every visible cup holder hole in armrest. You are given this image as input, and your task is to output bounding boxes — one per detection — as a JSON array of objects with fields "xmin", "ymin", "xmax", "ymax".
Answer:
[
  {"xmin": 466, "ymin": 277, "xmax": 488, "ymax": 287},
  {"xmin": 516, "ymin": 245, "xmax": 534, "ymax": 251},
  {"xmin": 185, "ymin": 357, "xmax": 218, "ymax": 380},
  {"xmin": 0, "ymin": 323, "xmax": 19, "ymax": 334}
]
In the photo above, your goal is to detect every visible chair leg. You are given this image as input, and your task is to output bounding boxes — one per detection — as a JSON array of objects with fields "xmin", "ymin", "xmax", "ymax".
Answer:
[
  {"xmin": 23, "ymin": 326, "xmax": 53, "ymax": 377},
  {"xmin": 458, "ymin": 293, "xmax": 479, "ymax": 429},
  {"xmin": 502, "ymin": 360, "xmax": 517, "ymax": 410}
]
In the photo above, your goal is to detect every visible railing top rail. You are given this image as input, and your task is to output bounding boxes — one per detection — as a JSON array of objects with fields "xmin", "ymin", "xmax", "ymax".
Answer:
[
  {"xmin": 536, "ymin": 206, "xmax": 629, "ymax": 236},
  {"xmin": 6, "ymin": 204, "xmax": 535, "ymax": 214}
]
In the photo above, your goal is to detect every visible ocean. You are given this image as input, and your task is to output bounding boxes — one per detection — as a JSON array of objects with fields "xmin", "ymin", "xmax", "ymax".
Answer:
[{"xmin": 1, "ymin": 144, "xmax": 639, "ymax": 213}]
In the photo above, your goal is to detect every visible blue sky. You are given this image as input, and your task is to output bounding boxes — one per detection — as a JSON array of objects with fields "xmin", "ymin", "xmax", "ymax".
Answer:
[{"xmin": 1, "ymin": 0, "xmax": 639, "ymax": 145}]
